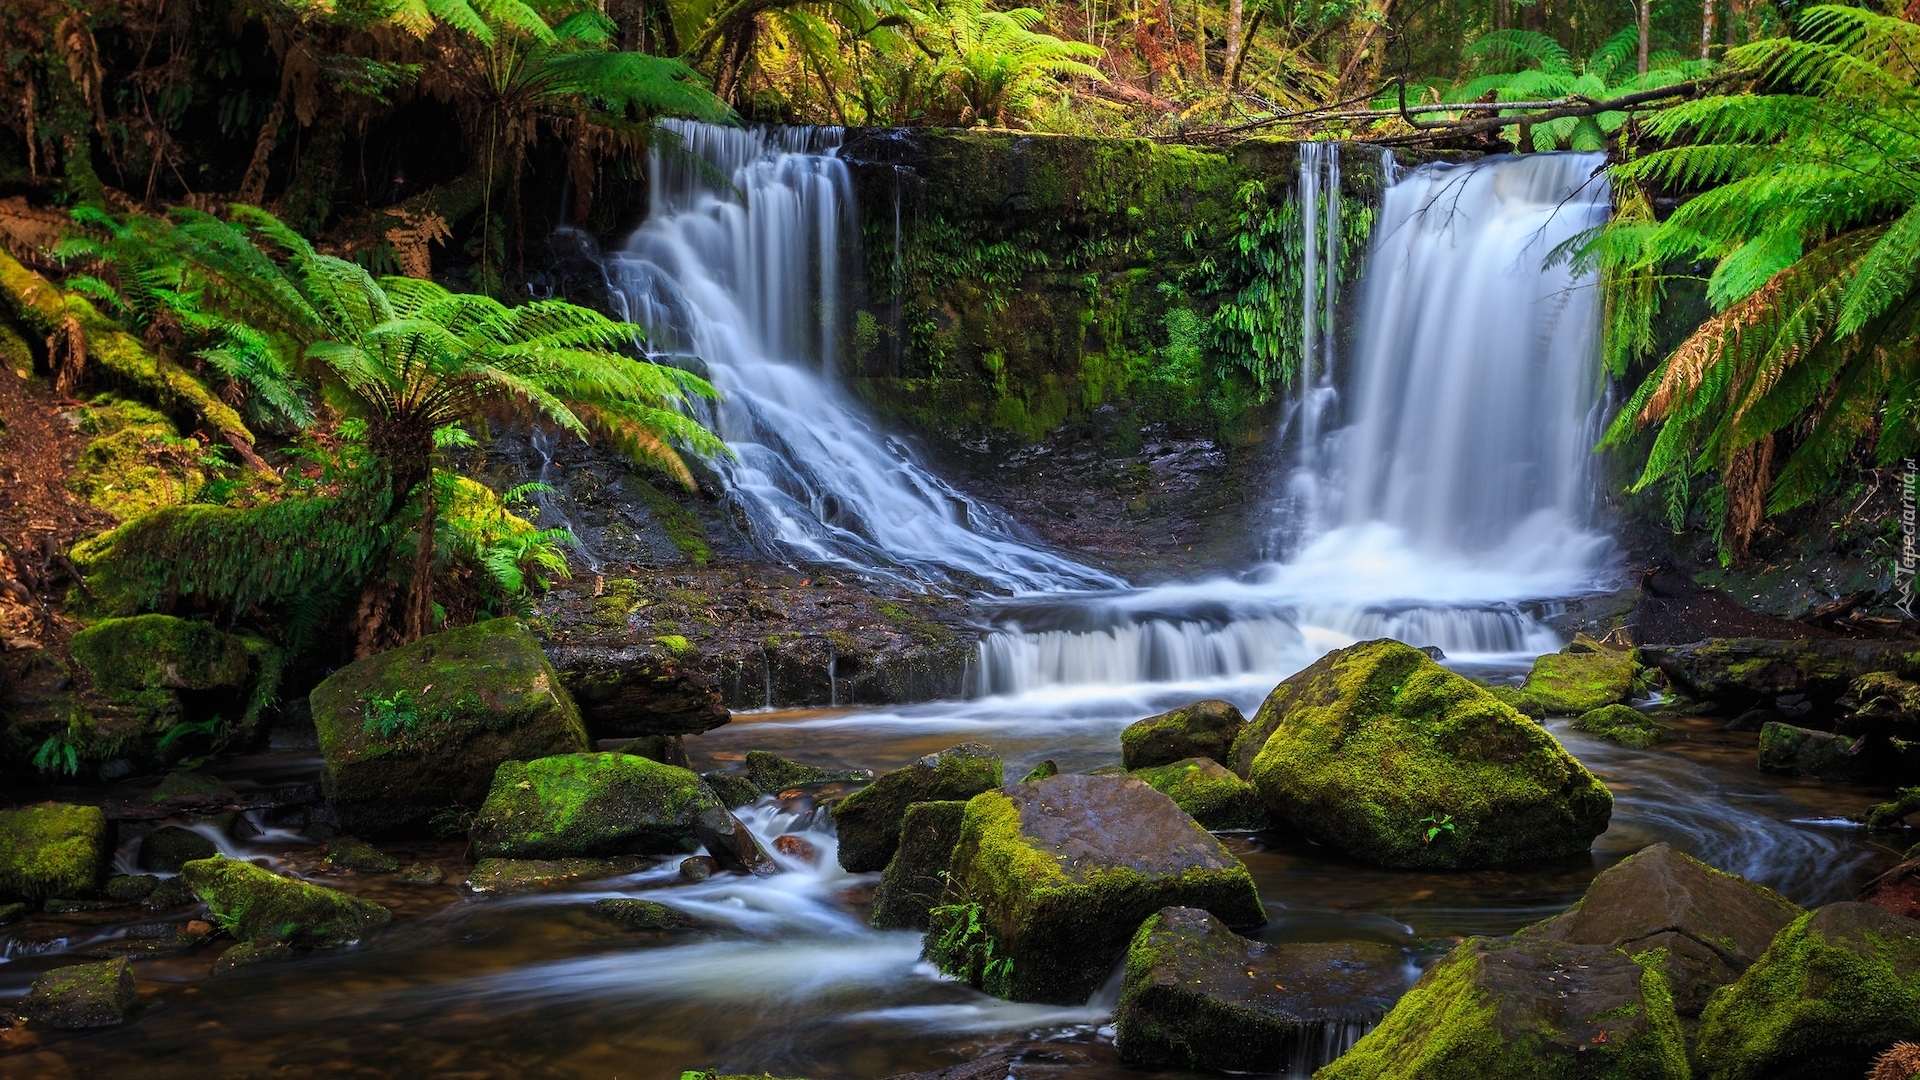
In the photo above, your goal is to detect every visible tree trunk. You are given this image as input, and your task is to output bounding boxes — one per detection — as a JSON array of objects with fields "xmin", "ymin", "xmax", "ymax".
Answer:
[
  {"xmin": 1227, "ymin": 7, "xmax": 1263, "ymax": 88},
  {"xmin": 1699, "ymin": 0, "xmax": 1715, "ymax": 58},
  {"xmin": 1496, "ymin": 0, "xmax": 1510, "ymax": 30},
  {"xmin": 1225, "ymin": 0, "xmax": 1243, "ymax": 89},
  {"xmin": 282, "ymin": 104, "xmax": 344, "ymax": 235},
  {"xmin": 404, "ymin": 466, "xmax": 437, "ymax": 642},
  {"xmin": 1638, "ymin": 0, "xmax": 1651, "ymax": 74},
  {"xmin": 236, "ymin": 98, "xmax": 286, "ymax": 206}
]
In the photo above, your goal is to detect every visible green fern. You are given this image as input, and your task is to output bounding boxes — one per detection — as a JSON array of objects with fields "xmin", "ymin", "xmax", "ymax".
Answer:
[{"xmin": 1444, "ymin": 27, "xmax": 1712, "ymax": 150}]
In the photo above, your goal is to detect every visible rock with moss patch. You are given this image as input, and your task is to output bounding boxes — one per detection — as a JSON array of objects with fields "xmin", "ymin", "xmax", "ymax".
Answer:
[
  {"xmin": 592, "ymin": 897, "xmax": 697, "ymax": 930},
  {"xmin": 1572, "ymin": 705, "xmax": 1673, "ymax": 749},
  {"xmin": 1130, "ymin": 757, "xmax": 1267, "ymax": 831},
  {"xmin": 1114, "ymin": 906, "xmax": 1407, "ymax": 1072},
  {"xmin": 149, "ymin": 771, "xmax": 237, "ymax": 803},
  {"xmin": 926, "ymin": 774, "xmax": 1266, "ymax": 1004},
  {"xmin": 212, "ymin": 940, "xmax": 299, "ymax": 974},
  {"xmin": 543, "ymin": 640, "xmax": 730, "ymax": 739},
  {"xmin": 1642, "ymin": 638, "xmax": 1920, "ymax": 712},
  {"xmin": 1122, "ymin": 700, "xmax": 1248, "ymax": 770},
  {"xmin": 71, "ymin": 615, "xmax": 252, "ymax": 694},
  {"xmin": 701, "ymin": 771, "xmax": 763, "ymax": 809},
  {"xmin": 180, "ymin": 856, "xmax": 390, "ymax": 947},
  {"xmin": 322, "ymin": 837, "xmax": 399, "ymax": 873},
  {"xmin": 1019, "ymin": 759, "xmax": 1059, "ymax": 782},
  {"xmin": 1523, "ymin": 843, "xmax": 1804, "ymax": 1016},
  {"xmin": 1509, "ymin": 636, "xmax": 1637, "ymax": 716},
  {"xmin": 0, "ymin": 804, "xmax": 110, "ymax": 903},
  {"xmin": 0, "ymin": 901, "xmax": 26, "ymax": 924},
  {"xmin": 65, "ymin": 396, "xmax": 204, "ymax": 518},
  {"xmin": 1230, "ymin": 639, "xmax": 1612, "ymax": 869},
  {"xmin": 1694, "ymin": 902, "xmax": 1920, "ymax": 1080},
  {"xmin": 833, "ymin": 743, "xmax": 1003, "ymax": 872},
  {"xmin": 311, "ymin": 618, "xmax": 591, "ymax": 835},
  {"xmin": 105, "ymin": 874, "xmax": 158, "ymax": 903},
  {"xmin": 138, "ymin": 825, "xmax": 219, "ymax": 873},
  {"xmin": 872, "ymin": 800, "xmax": 968, "ymax": 931},
  {"xmin": 467, "ymin": 752, "xmax": 723, "ymax": 859},
  {"xmin": 465, "ymin": 857, "xmax": 643, "ymax": 893},
  {"xmin": 1758, "ymin": 721, "xmax": 1861, "ymax": 780},
  {"xmin": 743, "ymin": 750, "xmax": 871, "ymax": 793},
  {"xmin": 18, "ymin": 958, "xmax": 138, "ymax": 1028}
]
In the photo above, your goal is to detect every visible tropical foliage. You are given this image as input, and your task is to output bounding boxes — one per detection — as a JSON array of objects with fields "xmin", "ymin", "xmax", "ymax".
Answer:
[{"xmin": 1439, "ymin": 27, "xmax": 1712, "ymax": 150}]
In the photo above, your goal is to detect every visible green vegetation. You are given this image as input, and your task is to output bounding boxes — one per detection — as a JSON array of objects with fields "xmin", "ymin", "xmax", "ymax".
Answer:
[
  {"xmin": 466, "ymin": 752, "xmax": 720, "ymax": 858},
  {"xmin": 0, "ymin": 804, "xmax": 110, "ymax": 903},
  {"xmin": 181, "ymin": 856, "xmax": 392, "ymax": 947}
]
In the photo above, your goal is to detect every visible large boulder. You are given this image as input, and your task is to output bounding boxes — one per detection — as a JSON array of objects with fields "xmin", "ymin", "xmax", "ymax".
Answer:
[
  {"xmin": 1523, "ymin": 843, "xmax": 1804, "ymax": 1015},
  {"xmin": 0, "ymin": 803, "xmax": 110, "ymax": 902},
  {"xmin": 1113, "ymin": 906, "xmax": 1405, "ymax": 1072},
  {"xmin": 1757, "ymin": 721, "xmax": 1861, "ymax": 780},
  {"xmin": 466, "ymin": 752, "xmax": 723, "ymax": 859},
  {"xmin": 69, "ymin": 614, "xmax": 279, "ymax": 748},
  {"xmin": 542, "ymin": 640, "xmax": 729, "ymax": 739},
  {"xmin": 180, "ymin": 857, "xmax": 391, "ymax": 947},
  {"xmin": 1230, "ymin": 640, "xmax": 1612, "ymax": 869},
  {"xmin": 1642, "ymin": 638, "xmax": 1920, "ymax": 714},
  {"xmin": 1121, "ymin": 700, "xmax": 1248, "ymax": 770},
  {"xmin": 871, "ymin": 800, "xmax": 968, "ymax": 930},
  {"xmin": 1509, "ymin": 636, "xmax": 1637, "ymax": 716},
  {"xmin": 311, "ymin": 618, "xmax": 590, "ymax": 834},
  {"xmin": 1695, "ymin": 903, "xmax": 1920, "ymax": 1080},
  {"xmin": 924, "ymin": 774, "xmax": 1265, "ymax": 1004},
  {"xmin": 1130, "ymin": 758, "xmax": 1267, "ymax": 831},
  {"xmin": 1319, "ymin": 936, "xmax": 1690, "ymax": 1080},
  {"xmin": 832, "ymin": 743, "xmax": 1003, "ymax": 872},
  {"xmin": 17, "ymin": 959, "xmax": 138, "ymax": 1028}
]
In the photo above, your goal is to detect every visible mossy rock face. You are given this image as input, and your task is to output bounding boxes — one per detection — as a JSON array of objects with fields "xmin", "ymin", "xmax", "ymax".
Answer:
[
  {"xmin": 310, "ymin": 618, "xmax": 590, "ymax": 835},
  {"xmin": 1516, "ymin": 639, "xmax": 1637, "ymax": 715},
  {"xmin": 19, "ymin": 959, "xmax": 139, "ymax": 1029},
  {"xmin": 1230, "ymin": 639, "xmax": 1613, "ymax": 869},
  {"xmin": 832, "ymin": 742, "xmax": 1003, "ymax": 872},
  {"xmin": 925, "ymin": 774, "xmax": 1266, "ymax": 1004},
  {"xmin": 180, "ymin": 857, "xmax": 391, "ymax": 948},
  {"xmin": 70, "ymin": 615, "xmax": 252, "ymax": 692},
  {"xmin": 1694, "ymin": 902, "xmax": 1920, "ymax": 1080},
  {"xmin": 0, "ymin": 804, "xmax": 110, "ymax": 903},
  {"xmin": 1757, "ymin": 721, "xmax": 1861, "ymax": 780},
  {"xmin": 1319, "ymin": 935, "xmax": 1690, "ymax": 1080},
  {"xmin": 872, "ymin": 800, "xmax": 968, "ymax": 931},
  {"xmin": 1641, "ymin": 638, "xmax": 1920, "ymax": 711},
  {"xmin": 743, "ymin": 750, "xmax": 871, "ymax": 793},
  {"xmin": 701, "ymin": 771, "xmax": 762, "ymax": 809},
  {"xmin": 542, "ymin": 640, "xmax": 730, "ymax": 739},
  {"xmin": 66, "ymin": 396, "xmax": 204, "ymax": 519},
  {"xmin": 467, "ymin": 752, "xmax": 721, "ymax": 860},
  {"xmin": 1122, "ymin": 700, "xmax": 1248, "ymax": 771},
  {"xmin": 1130, "ymin": 757, "xmax": 1268, "ymax": 831},
  {"xmin": 1573, "ymin": 705, "xmax": 1673, "ymax": 750},
  {"xmin": 1524, "ymin": 843, "xmax": 1805, "ymax": 1016},
  {"xmin": 138, "ymin": 825, "xmax": 219, "ymax": 873},
  {"xmin": 1114, "ymin": 906, "xmax": 1406, "ymax": 1072},
  {"xmin": 322, "ymin": 837, "xmax": 399, "ymax": 873}
]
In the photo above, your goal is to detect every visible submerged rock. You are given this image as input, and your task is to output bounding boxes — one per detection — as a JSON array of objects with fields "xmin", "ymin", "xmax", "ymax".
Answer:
[
  {"xmin": 1113, "ymin": 906, "xmax": 1405, "ymax": 1072},
  {"xmin": 212, "ymin": 940, "xmax": 299, "ymax": 974},
  {"xmin": 311, "ymin": 618, "xmax": 591, "ymax": 835},
  {"xmin": 1129, "ymin": 757, "xmax": 1267, "ymax": 831},
  {"xmin": 180, "ymin": 857, "xmax": 391, "ymax": 947},
  {"xmin": 926, "ymin": 774, "xmax": 1265, "ymax": 1004},
  {"xmin": 592, "ymin": 897, "xmax": 697, "ymax": 930},
  {"xmin": 467, "ymin": 752, "xmax": 722, "ymax": 860},
  {"xmin": 138, "ymin": 824, "xmax": 218, "ymax": 873},
  {"xmin": 871, "ymin": 800, "xmax": 967, "ymax": 931},
  {"xmin": 1757, "ymin": 721, "xmax": 1860, "ymax": 779},
  {"xmin": 1572, "ymin": 704, "xmax": 1672, "ymax": 749},
  {"xmin": 1121, "ymin": 700, "xmax": 1248, "ymax": 771},
  {"xmin": 1511, "ymin": 636, "xmax": 1637, "ymax": 715},
  {"xmin": 322, "ymin": 837, "xmax": 399, "ymax": 874},
  {"xmin": 465, "ymin": 857, "xmax": 644, "ymax": 893},
  {"xmin": 833, "ymin": 743, "xmax": 1003, "ymax": 872},
  {"xmin": 1695, "ymin": 902, "xmax": 1920, "ymax": 1080},
  {"xmin": 0, "ymin": 803, "xmax": 109, "ymax": 903},
  {"xmin": 1231, "ymin": 639, "xmax": 1612, "ymax": 869},
  {"xmin": 18, "ymin": 959, "xmax": 138, "ymax": 1028}
]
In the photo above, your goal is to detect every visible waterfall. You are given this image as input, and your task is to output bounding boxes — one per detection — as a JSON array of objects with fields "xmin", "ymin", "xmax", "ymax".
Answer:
[{"xmin": 604, "ymin": 121, "xmax": 1119, "ymax": 593}]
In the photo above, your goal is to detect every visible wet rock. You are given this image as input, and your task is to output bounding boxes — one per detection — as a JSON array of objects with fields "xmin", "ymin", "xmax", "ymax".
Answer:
[
  {"xmin": 1122, "ymin": 700, "xmax": 1248, "ymax": 771},
  {"xmin": 1130, "ymin": 758, "xmax": 1267, "ymax": 831},
  {"xmin": 1509, "ymin": 635, "xmax": 1636, "ymax": 715},
  {"xmin": 1726, "ymin": 707, "xmax": 1782, "ymax": 732},
  {"xmin": 833, "ymin": 742, "xmax": 1003, "ymax": 872},
  {"xmin": 181, "ymin": 856, "xmax": 390, "ymax": 947},
  {"xmin": 0, "ymin": 803, "xmax": 110, "ymax": 902},
  {"xmin": 743, "ymin": 750, "xmax": 871, "ymax": 792},
  {"xmin": 543, "ymin": 640, "xmax": 730, "ymax": 738},
  {"xmin": 138, "ymin": 824, "xmax": 219, "ymax": 873},
  {"xmin": 772, "ymin": 834, "xmax": 817, "ymax": 863},
  {"xmin": 694, "ymin": 807, "xmax": 778, "ymax": 876},
  {"xmin": 212, "ymin": 940, "xmax": 299, "ymax": 974},
  {"xmin": 143, "ymin": 876, "xmax": 195, "ymax": 909},
  {"xmin": 1523, "ymin": 843, "xmax": 1804, "ymax": 1016},
  {"xmin": 149, "ymin": 770, "xmax": 238, "ymax": 804},
  {"xmin": 679, "ymin": 856, "xmax": 718, "ymax": 881},
  {"xmin": 1019, "ymin": 759, "xmax": 1058, "ymax": 782},
  {"xmin": 467, "ymin": 752, "xmax": 723, "ymax": 859},
  {"xmin": 82, "ymin": 919, "xmax": 217, "ymax": 958},
  {"xmin": 1642, "ymin": 637, "xmax": 1920, "ymax": 715},
  {"xmin": 322, "ymin": 837, "xmax": 399, "ymax": 873},
  {"xmin": 592, "ymin": 897, "xmax": 697, "ymax": 930},
  {"xmin": 1572, "ymin": 704, "xmax": 1672, "ymax": 748},
  {"xmin": 105, "ymin": 874, "xmax": 158, "ymax": 903},
  {"xmin": 42, "ymin": 897, "xmax": 121, "ymax": 913},
  {"xmin": 701, "ymin": 771, "xmax": 763, "ymax": 809},
  {"xmin": 1695, "ymin": 903, "xmax": 1920, "ymax": 1080},
  {"xmin": 1321, "ymin": 934, "xmax": 1688, "ymax": 1079},
  {"xmin": 1230, "ymin": 640, "xmax": 1613, "ymax": 869},
  {"xmin": 872, "ymin": 800, "xmax": 967, "ymax": 931},
  {"xmin": 465, "ymin": 857, "xmax": 644, "ymax": 893},
  {"xmin": 1114, "ymin": 906, "xmax": 1406, "ymax": 1072},
  {"xmin": 1868, "ymin": 787, "xmax": 1920, "ymax": 830},
  {"xmin": 311, "ymin": 618, "xmax": 591, "ymax": 835},
  {"xmin": 926, "ymin": 774, "xmax": 1265, "ymax": 1004},
  {"xmin": 398, "ymin": 863, "xmax": 446, "ymax": 886},
  {"xmin": 0, "ymin": 902, "xmax": 24, "ymax": 924},
  {"xmin": 1757, "ymin": 721, "xmax": 1861, "ymax": 779},
  {"xmin": 1860, "ymin": 857, "xmax": 1920, "ymax": 921},
  {"xmin": 18, "ymin": 959, "xmax": 138, "ymax": 1028},
  {"xmin": 618, "ymin": 734, "xmax": 687, "ymax": 767}
]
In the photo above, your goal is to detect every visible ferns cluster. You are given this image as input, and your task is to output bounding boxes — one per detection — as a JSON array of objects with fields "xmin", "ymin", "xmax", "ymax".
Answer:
[{"xmin": 1436, "ymin": 27, "xmax": 1711, "ymax": 150}]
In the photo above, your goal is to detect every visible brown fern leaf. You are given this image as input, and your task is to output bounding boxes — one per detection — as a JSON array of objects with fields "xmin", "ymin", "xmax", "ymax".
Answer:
[
  {"xmin": 1640, "ymin": 277, "xmax": 1787, "ymax": 424},
  {"xmin": 1870, "ymin": 1042, "xmax": 1920, "ymax": 1080}
]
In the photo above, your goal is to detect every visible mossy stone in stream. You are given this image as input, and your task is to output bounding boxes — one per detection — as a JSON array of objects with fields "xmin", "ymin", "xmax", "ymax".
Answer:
[
  {"xmin": 593, "ymin": 897, "xmax": 698, "ymax": 930},
  {"xmin": 1694, "ymin": 902, "xmax": 1920, "ymax": 1080},
  {"xmin": 700, "ymin": 771, "xmax": 763, "ymax": 809},
  {"xmin": 1130, "ymin": 757, "xmax": 1267, "ymax": 831},
  {"xmin": 832, "ymin": 742, "xmax": 1003, "ymax": 872},
  {"xmin": 1511, "ymin": 636, "xmax": 1637, "ymax": 716},
  {"xmin": 1230, "ymin": 639, "xmax": 1613, "ymax": 870},
  {"xmin": 926, "ymin": 774, "xmax": 1265, "ymax": 1004},
  {"xmin": 19, "ymin": 958, "xmax": 139, "ymax": 1028},
  {"xmin": 0, "ymin": 803, "xmax": 110, "ymax": 903},
  {"xmin": 180, "ymin": 856, "xmax": 391, "ymax": 947},
  {"xmin": 138, "ymin": 824, "xmax": 219, "ymax": 873},
  {"xmin": 871, "ymin": 800, "xmax": 968, "ymax": 930},
  {"xmin": 468, "ymin": 752, "xmax": 721, "ymax": 859},
  {"xmin": 1757, "ymin": 721, "xmax": 1861, "ymax": 779},
  {"xmin": 742, "ymin": 750, "xmax": 871, "ymax": 793},
  {"xmin": 322, "ymin": 837, "xmax": 399, "ymax": 873},
  {"xmin": 1122, "ymin": 699, "xmax": 1248, "ymax": 770},
  {"xmin": 1573, "ymin": 705, "xmax": 1673, "ymax": 749},
  {"xmin": 465, "ymin": 857, "xmax": 644, "ymax": 893}
]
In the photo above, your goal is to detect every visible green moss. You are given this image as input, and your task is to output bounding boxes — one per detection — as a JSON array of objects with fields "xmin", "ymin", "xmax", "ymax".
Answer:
[
  {"xmin": 66, "ymin": 396, "xmax": 206, "ymax": 518},
  {"xmin": 654, "ymin": 634, "xmax": 692, "ymax": 655},
  {"xmin": 831, "ymin": 742, "xmax": 1003, "ymax": 872},
  {"xmin": 19, "ymin": 958, "xmax": 138, "ymax": 1029},
  {"xmin": 0, "ymin": 804, "xmax": 110, "ymax": 902},
  {"xmin": 1516, "ymin": 643, "xmax": 1637, "ymax": 715},
  {"xmin": 1572, "ymin": 705, "xmax": 1672, "ymax": 749},
  {"xmin": 741, "ymin": 750, "xmax": 868, "ymax": 793},
  {"xmin": 466, "ymin": 752, "xmax": 719, "ymax": 859},
  {"xmin": 1756, "ymin": 721, "xmax": 1858, "ymax": 779},
  {"xmin": 181, "ymin": 856, "xmax": 390, "ymax": 947},
  {"xmin": 465, "ymin": 857, "xmax": 642, "ymax": 893},
  {"xmin": 70, "ymin": 614, "xmax": 251, "ymax": 692},
  {"xmin": 1121, "ymin": 700, "xmax": 1248, "ymax": 770},
  {"xmin": 593, "ymin": 897, "xmax": 696, "ymax": 930},
  {"xmin": 624, "ymin": 473, "xmax": 711, "ymax": 565},
  {"xmin": 1130, "ymin": 758, "xmax": 1267, "ymax": 831}
]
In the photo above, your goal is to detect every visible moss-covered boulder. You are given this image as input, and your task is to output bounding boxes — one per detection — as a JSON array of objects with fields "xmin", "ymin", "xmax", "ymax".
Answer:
[
  {"xmin": 180, "ymin": 857, "xmax": 391, "ymax": 947},
  {"xmin": 871, "ymin": 800, "xmax": 967, "ymax": 930},
  {"xmin": 1113, "ymin": 906, "xmax": 1405, "ymax": 1072},
  {"xmin": 1319, "ymin": 935, "xmax": 1690, "ymax": 1080},
  {"xmin": 925, "ymin": 774, "xmax": 1265, "ymax": 1004},
  {"xmin": 742, "ymin": 750, "xmax": 871, "ymax": 794},
  {"xmin": 0, "ymin": 804, "xmax": 110, "ymax": 902},
  {"xmin": 1511, "ymin": 636, "xmax": 1637, "ymax": 716},
  {"xmin": 467, "ymin": 752, "xmax": 722, "ymax": 859},
  {"xmin": 1642, "ymin": 637, "xmax": 1920, "ymax": 712},
  {"xmin": 1230, "ymin": 640, "xmax": 1612, "ymax": 869},
  {"xmin": 65, "ymin": 396, "xmax": 204, "ymax": 518},
  {"xmin": 593, "ymin": 897, "xmax": 698, "ymax": 930},
  {"xmin": 1122, "ymin": 700, "xmax": 1248, "ymax": 771},
  {"xmin": 1523, "ymin": 843, "xmax": 1804, "ymax": 1016},
  {"xmin": 310, "ymin": 618, "xmax": 590, "ymax": 834},
  {"xmin": 1573, "ymin": 704, "xmax": 1672, "ymax": 749},
  {"xmin": 832, "ymin": 742, "xmax": 1003, "ymax": 872},
  {"xmin": 1130, "ymin": 757, "xmax": 1267, "ymax": 831},
  {"xmin": 1757, "ymin": 721, "xmax": 1861, "ymax": 780},
  {"xmin": 1694, "ymin": 902, "xmax": 1920, "ymax": 1080},
  {"xmin": 322, "ymin": 837, "xmax": 399, "ymax": 873},
  {"xmin": 18, "ymin": 959, "xmax": 138, "ymax": 1028},
  {"xmin": 70, "ymin": 614, "xmax": 252, "ymax": 692},
  {"xmin": 138, "ymin": 825, "xmax": 220, "ymax": 873}
]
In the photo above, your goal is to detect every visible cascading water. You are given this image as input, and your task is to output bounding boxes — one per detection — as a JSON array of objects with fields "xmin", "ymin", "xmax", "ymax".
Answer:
[{"xmin": 604, "ymin": 121, "xmax": 1119, "ymax": 593}]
